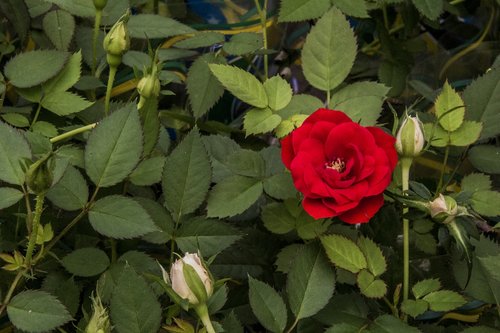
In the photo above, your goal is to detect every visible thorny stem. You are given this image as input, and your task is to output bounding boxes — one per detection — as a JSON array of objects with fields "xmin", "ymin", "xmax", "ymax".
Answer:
[
  {"xmin": 21, "ymin": 185, "xmax": 33, "ymax": 233},
  {"xmin": 104, "ymin": 65, "xmax": 118, "ymax": 116},
  {"xmin": 401, "ymin": 157, "xmax": 412, "ymax": 318},
  {"xmin": 50, "ymin": 123, "xmax": 97, "ymax": 144},
  {"xmin": 253, "ymin": 0, "xmax": 269, "ymax": 79},
  {"xmin": 92, "ymin": 9, "xmax": 103, "ymax": 75},
  {"xmin": 24, "ymin": 194, "xmax": 45, "ymax": 267}
]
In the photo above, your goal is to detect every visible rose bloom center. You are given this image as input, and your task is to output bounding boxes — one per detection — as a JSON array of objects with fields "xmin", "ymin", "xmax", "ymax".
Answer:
[{"xmin": 324, "ymin": 157, "xmax": 346, "ymax": 173}]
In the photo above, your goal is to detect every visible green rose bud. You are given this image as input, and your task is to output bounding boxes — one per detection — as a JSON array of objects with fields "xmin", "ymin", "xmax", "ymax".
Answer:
[
  {"xmin": 85, "ymin": 293, "xmax": 111, "ymax": 333},
  {"xmin": 93, "ymin": 0, "xmax": 108, "ymax": 11},
  {"xmin": 25, "ymin": 153, "xmax": 54, "ymax": 195},
  {"xmin": 395, "ymin": 114, "xmax": 425, "ymax": 158},
  {"xmin": 103, "ymin": 10, "xmax": 130, "ymax": 67}
]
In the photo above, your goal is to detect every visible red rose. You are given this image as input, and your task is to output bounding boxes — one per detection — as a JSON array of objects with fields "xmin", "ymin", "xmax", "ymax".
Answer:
[{"xmin": 281, "ymin": 109, "xmax": 398, "ymax": 224}]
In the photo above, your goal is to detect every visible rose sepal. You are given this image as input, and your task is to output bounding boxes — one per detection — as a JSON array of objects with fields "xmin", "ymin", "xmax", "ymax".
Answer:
[{"xmin": 182, "ymin": 263, "xmax": 209, "ymax": 305}]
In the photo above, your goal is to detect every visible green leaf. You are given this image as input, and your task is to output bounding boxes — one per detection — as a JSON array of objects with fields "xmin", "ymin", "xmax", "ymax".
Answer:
[
  {"xmin": 46, "ymin": 165, "xmax": 88, "ymax": 211},
  {"xmin": 222, "ymin": 312, "xmax": 243, "ymax": 333},
  {"xmin": 42, "ymin": 275, "xmax": 80, "ymax": 317},
  {"xmin": 202, "ymin": 134, "xmax": 240, "ymax": 182},
  {"xmin": 223, "ymin": 32, "xmax": 263, "ymax": 55},
  {"xmin": 287, "ymin": 243, "xmax": 335, "ymax": 319},
  {"xmin": 412, "ymin": 278, "xmax": 441, "ymax": 299},
  {"xmin": 357, "ymin": 237, "xmax": 386, "ymax": 277},
  {"xmin": 176, "ymin": 217, "xmax": 242, "ymax": 257},
  {"xmin": 42, "ymin": 91, "xmax": 93, "ymax": 116},
  {"xmin": 435, "ymin": 81, "xmax": 465, "ymax": 132},
  {"xmin": 1, "ymin": 113, "xmax": 30, "ymax": 127},
  {"xmin": 262, "ymin": 202, "xmax": 296, "ymax": 234},
  {"xmin": 278, "ymin": 0, "xmax": 331, "ymax": 22},
  {"xmin": 411, "ymin": 0, "xmax": 443, "ymax": 20},
  {"xmin": 278, "ymin": 94, "xmax": 323, "ymax": 119},
  {"xmin": 248, "ymin": 276, "xmax": 287, "ymax": 333},
  {"xmin": 5, "ymin": 50, "xmax": 69, "ymax": 88},
  {"xmin": 226, "ymin": 149, "xmax": 266, "ymax": 178},
  {"xmin": 461, "ymin": 173, "xmax": 492, "ymax": 192},
  {"xmin": 175, "ymin": 32, "xmax": 225, "ymax": 49},
  {"xmin": 43, "ymin": 10, "xmax": 75, "ymax": 51},
  {"xmin": 263, "ymin": 172, "xmax": 297, "ymax": 199},
  {"xmin": 100, "ymin": 0, "xmax": 129, "ymax": 26},
  {"xmin": 460, "ymin": 327, "xmax": 500, "ymax": 333},
  {"xmin": 331, "ymin": 0, "xmax": 369, "ymax": 18},
  {"xmin": 209, "ymin": 64, "xmax": 268, "ymax": 108},
  {"xmin": 162, "ymin": 128, "xmax": 211, "ymax": 220},
  {"xmin": 85, "ymin": 104, "xmax": 143, "ymax": 187},
  {"xmin": 463, "ymin": 67, "xmax": 500, "ymax": 140},
  {"xmin": 136, "ymin": 197, "xmax": 174, "ymax": 244},
  {"xmin": 128, "ymin": 14, "xmax": 195, "ymax": 39},
  {"xmin": 275, "ymin": 120, "xmax": 295, "ymax": 138},
  {"xmin": 401, "ymin": 299, "xmax": 429, "ymax": 318},
  {"xmin": 302, "ymin": 7, "xmax": 357, "ymax": 92},
  {"xmin": 244, "ymin": 108, "xmax": 282, "ymax": 135},
  {"xmin": 44, "ymin": 0, "xmax": 93, "ymax": 17},
  {"xmin": 138, "ymin": 97, "xmax": 160, "ymax": 158},
  {"xmin": 378, "ymin": 61, "xmax": 408, "ymax": 97},
  {"xmin": 263, "ymin": 76, "xmax": 293, "ymax": 111},
  {"xmin": 0, "ymin": 0, "xmax": 30, "ymax": 41},
  {"xmin": 423, "ymin": 290, "xmax": 466, "ymax": 312},
  {"xmin": 356, "ymin": 269, "xmax": 387, "ymax": 298},
  {"xmin": 321, "ymin": 234, "xmax": 367, "ymax": 273},
  {"xmin": 122, "ymin": 51, "xmax": 151, "ymax": 70},
  {"xmin": 296, "ymin": 213, "xmax": 331, "ymax": 240},
  {"xmin": 61, "ymin": 247, "xmax": 110, "ymax": 277},
  {"xmin": 43, "ymin": 51, "xmax": 82, "ymax": 93},
  {"xmin": 89, "ymin": 195, "xmax": 158, "ymax": 239},
  {"xmin": 471, "ymin": 191, "xmax": 500, "ymax": 217},
  {"xmin": 369, "ymin": 314, "xmax": 421, "ymax": 333},
  {"xmin": 111, "ymin": 266, "xmax": 162, "ymax": 333},
  {"xmin": 32, "ymin": 121, "xmax": 58, "ymax": 137},
  {"xmin": 7, "ymin": 290, "xmax": 72, "ymax": 333},
  {"xmin": 187, "ymin": 53, "xmax": 227, "ymax": 119},
  {"xmin": 468, "ymin": 145, "xmax": 500, "ymax": 174},
  {"xmin": 0, "ymin": 121, "xmax": 32, "ymax": 185},
  {"xmin": 207, "ymin": 175, "xmax": 263, "ymax": 218},
  {"xmin": 0, "ymin": 187, "xmax": 24, "ymax": 209},
  {"xmin": 129, "ymin": 155, "xmax": 166, "ymax": 186},
  {"xmin": 329, "ymin": 82, "xmax": 389, "ymax": 126}
]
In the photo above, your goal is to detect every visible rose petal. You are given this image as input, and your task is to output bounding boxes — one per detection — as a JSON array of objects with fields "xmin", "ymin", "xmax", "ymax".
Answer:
[
  {"xmin": 304, "ymin": 109, "xmax": 352, "ymax": 126},
  {"xmin": 302, "ymin": 196, "xmax": 337, "ymax": 219},
  {"xmin": 281, "ymin": 135, "xmax": 294, "ymax": 169},
  {"xmin": 338, "ymin": 195, "xmax": 384, "ymax": 224}
]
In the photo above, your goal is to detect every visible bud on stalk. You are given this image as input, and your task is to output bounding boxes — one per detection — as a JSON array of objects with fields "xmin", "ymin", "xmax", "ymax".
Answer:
[
  {"xmin": 395, "ymin": 114, "xmax": 425, "ymax": 158},
  {"xmin": 93, "ymin": 0, "xmax": 108, "ymax": 11},
  {"xmin": 103, "ymin": 10, "xmax": 130, "ymax": 67},
  {"xmin": 429, "ymin": 194, "xmax": 458, "ymax": 224},
  {"xmin": 85, "ymin": 293, "xmax": 111, "ymax": 333},
  {"xmin": 26, "ymin": 153, "xmax": 54, "ymax": 195}
]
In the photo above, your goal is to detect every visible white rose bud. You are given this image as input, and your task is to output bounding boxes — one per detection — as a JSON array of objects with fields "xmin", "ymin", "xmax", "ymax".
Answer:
[
  {"xmin": 170, "ymin": 253, "xmax": 213, "ymax": 305},
  {"xmin": 395, "ymin": 114, "xmax": 425, "ymax": 158},
  {"xmin": 429, "ymin": 194, "xmax": 458, "ymax": 223}
]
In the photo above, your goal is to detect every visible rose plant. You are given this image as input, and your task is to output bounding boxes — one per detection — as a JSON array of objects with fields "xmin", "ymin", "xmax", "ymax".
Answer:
[{"xmin": 0, "ymin": 0, "xmax": 499, "ymax": 333}]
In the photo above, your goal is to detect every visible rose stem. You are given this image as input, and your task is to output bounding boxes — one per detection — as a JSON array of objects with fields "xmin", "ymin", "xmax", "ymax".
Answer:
[
  {"xmin": 401, "ymin": 157, "xmax": 412, "ymax": 319},
  {"xmin": 104, "ymin": 65, "xmax": 117, "ymax": 116}
]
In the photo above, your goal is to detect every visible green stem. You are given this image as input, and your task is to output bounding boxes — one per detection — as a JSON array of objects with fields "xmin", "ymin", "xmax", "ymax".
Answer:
[
  {"xmin": 29, "ymin": 103, "xmax": 43, "ymax": 130},
  {"xmin": 253, "ymin": 0, "xmax": 268, "ymax": 79},
  {"xmin": 92, "ymin": 9, "xmax": 103, "ymax": 75},
  {"xmin": 401, "ymin": 158, "xmax": 412, "ymax": 315},
  {"xmin": 0, "ymin": 269, "xmax": 26, "ymax": 316},
  {"xmin": 22, "ymin": 186, "xmax": 33, "ymax": 233},
  {"xmin": 194, "ymin": 304, "xmax": 215, "ymax": 333},
  {"xmin": 50, "ymin": 123, "xmax": 97, "ymax": 144},
  {"xmin": 285, "ymin": 318, "xmax": 299, "ymax": 333},
  {"xmin": 25, "ymin": 194, "xmax": 45, "ymax": 267},
  {"xmin": 326, "ymin": 89, "xmax": 331, "ymax": 108},
  {"xmin": 104, "ymin": 65, "xmax": 117, "ymax": 116},
  {"xmin": 435, "ymin": 145, "xmax": 450, "ymax": 197}
]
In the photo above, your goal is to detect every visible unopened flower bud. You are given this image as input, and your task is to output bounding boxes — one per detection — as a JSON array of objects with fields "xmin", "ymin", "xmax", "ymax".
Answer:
[
  {"xmin": 395, "ymin": 114, "xmax": 425, "ymax": 158},
  {"xmin": 25, "ymin": 153, "xmax": 54, "ymax": 195},
  {"xmin": 169, "ymin": 253, "xmax": 213, "ymax": 305},
  {"xmin": 85, "ymin": 293, "xmax": 111, "ymax": 333},
  {"xmin": 137, "ymin": 73, "xmax": 161, "ymax": 109},
  {"xmin": 429, "ymin": 194, "xmax": 457, "ymax": 223},
  {"xmin": 103, "ymin": 10, "xmax": 130, "ymax": 67},
  {"xmin": 93, "ymin": 0, "xmax": 108, "ymax": 11}
]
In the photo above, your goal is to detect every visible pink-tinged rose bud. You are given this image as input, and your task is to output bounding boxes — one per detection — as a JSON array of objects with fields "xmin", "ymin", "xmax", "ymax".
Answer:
[
  {"xmin": 429, "ymin": 194, "xmax": 458, "ymax": 223},
  {"xmin": 396, "ymin": 114, "xmax": 425, "ymax": 158},
  {"xmin": 170, "ymin": 253, "xmax": 213, "ymax": 305}
]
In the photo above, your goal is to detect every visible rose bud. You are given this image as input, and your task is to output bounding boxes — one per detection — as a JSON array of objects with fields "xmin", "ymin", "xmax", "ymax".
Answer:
[
  {"xmin": 170, "ymin": 253, "xmax": 213, "ymax": 306},
  {"xmin": 93, "ymin": 0, "xmax": 108, "ymax": 10},
  {"xmin": 137, "ymin": 70, "xmax": 161, "ymax": 109},
  {"xmin": 103, "ymin": 10, "xmax": 130, "ymax": 67},
  {"xmin": 25, "ymin": 153, "xmax": 54, "ymax": 195},
  {"xmin": 395, "ymin": 114, "xmax": 425, "ymax": 158},
  {"xmin": 429, "ymin": 194, "xmax": 458, "ymax": 223},
  {"xmin": 85, "ymin": 293, "xmax": 111, "ymax": 333}
]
